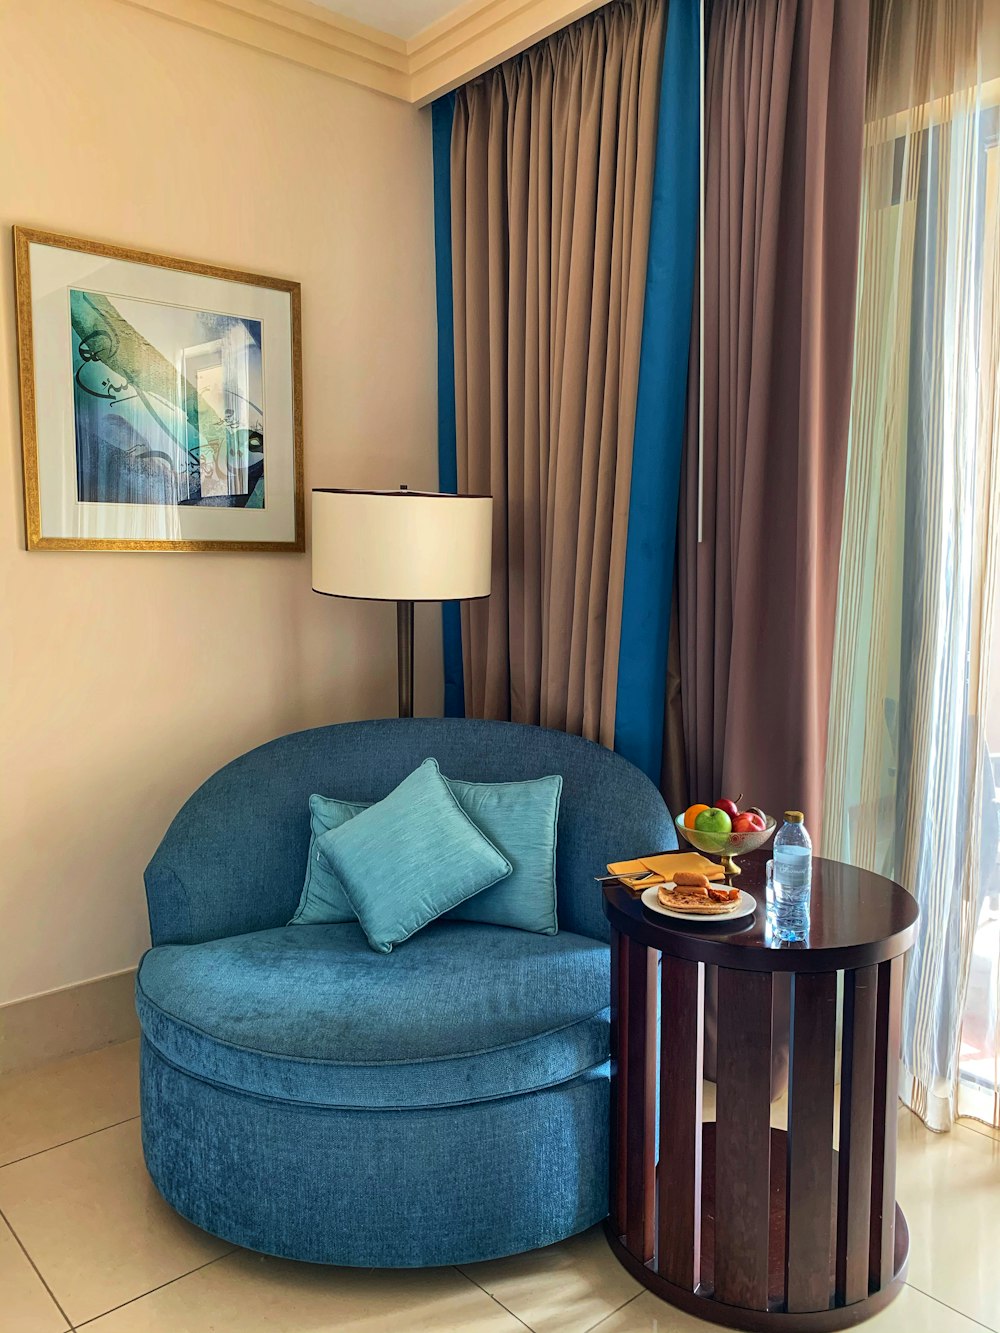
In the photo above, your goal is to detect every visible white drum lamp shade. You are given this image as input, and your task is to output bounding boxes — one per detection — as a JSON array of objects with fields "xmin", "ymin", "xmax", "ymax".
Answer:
[
  {"xmin": 311, "ymin": 487, "xmax": 493, "ymax": 717},
  {"xmin": 312, "ymin": 489, "xmax": 492, "ymax": 602}
]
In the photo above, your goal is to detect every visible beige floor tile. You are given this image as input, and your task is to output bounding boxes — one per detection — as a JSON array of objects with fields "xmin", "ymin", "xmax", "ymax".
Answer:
[
  {"xmin": 958, "ymin": 1116, "xmax": 1000, "ymax": 1144},
  {"xmin": 896, "ymin": 1107, "xmax": 1000, "ymax": 1331},
  {"xmin": 592, "ymin": 1282, "xmax": 987, "ymax": 1331},
  {"xmin": 0, "ymin": 1117, "xmax": 231, "ymax": 1326},
  {"xmin": 0, "ymin": 1213, "xmax": 69, "ymax": 1332},
  {"xmin": 0, "ymin": 1039, "xmax": 139, "ymax": 1166},
  {"xmin": 460, "ymin": 1225, "xmax": 641, "ymax": 1333},
  {"xmin": 82, "ymin": 1248, "xmax": 528, "ymax": 1331}
]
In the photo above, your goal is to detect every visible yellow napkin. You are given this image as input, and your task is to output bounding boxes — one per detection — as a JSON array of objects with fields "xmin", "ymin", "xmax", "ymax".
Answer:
[{"xmin": 607, "ymin": 851, "xmax": 726, "ymax": 889}]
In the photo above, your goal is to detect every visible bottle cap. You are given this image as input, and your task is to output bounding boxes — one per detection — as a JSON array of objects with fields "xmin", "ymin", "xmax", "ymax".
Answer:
[{"xmin": 784, "ymin": 811, "xmax": 804, "ymax": 823}]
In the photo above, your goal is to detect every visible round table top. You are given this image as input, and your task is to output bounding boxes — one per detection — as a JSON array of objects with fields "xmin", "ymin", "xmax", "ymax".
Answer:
[{"xmin": 602, "ymin": 850, "xmax": 918, "ymax": 972}]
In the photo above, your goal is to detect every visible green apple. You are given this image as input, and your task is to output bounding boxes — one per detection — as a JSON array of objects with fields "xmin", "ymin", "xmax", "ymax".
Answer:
[{"xmin": 694, "ymin": 807, "xmax": 733, "ymax": 834}]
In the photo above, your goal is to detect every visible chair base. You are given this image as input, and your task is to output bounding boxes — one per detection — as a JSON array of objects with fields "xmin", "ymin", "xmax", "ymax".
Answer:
[{"xmin": 139, "ymin": 1038, "xmax": 609, "ymax": 1267}]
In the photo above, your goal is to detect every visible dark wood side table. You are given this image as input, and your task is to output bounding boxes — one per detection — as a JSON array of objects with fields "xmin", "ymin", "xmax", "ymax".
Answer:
[{"xmin": 603, "ymin": 850, "xmax": 918, "ymax": 1332}]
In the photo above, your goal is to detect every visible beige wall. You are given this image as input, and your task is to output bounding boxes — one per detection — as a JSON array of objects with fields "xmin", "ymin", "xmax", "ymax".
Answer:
[{"xmin": 0, "ymin": 0, "xmax": 441, "ymax": 1005}]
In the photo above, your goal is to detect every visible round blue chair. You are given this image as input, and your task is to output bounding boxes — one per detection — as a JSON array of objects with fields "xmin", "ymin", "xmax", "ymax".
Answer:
[{"xmin": 136, "ymin": 718, "xmax": 674, "ymax": 1266}]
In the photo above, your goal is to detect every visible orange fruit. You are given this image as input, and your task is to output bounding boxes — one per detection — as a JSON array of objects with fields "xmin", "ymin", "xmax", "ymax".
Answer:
[{"xmin": 684, "ymin": 803, "xmax": 710, "ymax": 829}]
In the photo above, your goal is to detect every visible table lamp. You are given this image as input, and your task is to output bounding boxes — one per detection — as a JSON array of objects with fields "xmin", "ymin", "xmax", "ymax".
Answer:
[{"xmin": 311, "ymin": 486, "xmax": 493, "ymax": 717}]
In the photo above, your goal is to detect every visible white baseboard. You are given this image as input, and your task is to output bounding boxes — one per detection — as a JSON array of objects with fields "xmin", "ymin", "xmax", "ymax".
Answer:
[{"xmin": 0, "ymin": 969, "xmax": 140, "ymax": 1076}]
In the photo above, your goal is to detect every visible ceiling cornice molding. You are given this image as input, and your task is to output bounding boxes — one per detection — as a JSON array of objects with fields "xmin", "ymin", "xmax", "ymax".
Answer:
[
  {"xmin": 115, "ymin": 0, "xmax": 604, "ymax": 103},
  {"xmin": 406, "ymin": 0, "xmax": 604, "ymax": 103},
  {"xmin": 119, "ymin": 0, "xmax": 411, "ymax": 98}
]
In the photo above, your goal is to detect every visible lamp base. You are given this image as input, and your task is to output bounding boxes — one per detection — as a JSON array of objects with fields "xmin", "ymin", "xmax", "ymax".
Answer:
[{"xmin": 396, "ymin": 600, "xmax": 414, "ymax": 718}]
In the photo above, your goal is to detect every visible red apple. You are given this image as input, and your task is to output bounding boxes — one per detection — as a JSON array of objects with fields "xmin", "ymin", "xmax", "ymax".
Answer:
[
  {"xmin": 732, "ymin": 811, "xmax": 766, "ymax": 833},
  {"xmin": 715, "ymin": 795, "xmax": 742, "ymax": 819}
]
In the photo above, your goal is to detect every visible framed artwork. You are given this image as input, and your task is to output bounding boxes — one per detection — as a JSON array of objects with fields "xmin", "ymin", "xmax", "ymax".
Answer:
[{"xmin": 13, "ymin": 226, "xmax": 303, "ymax": 551}]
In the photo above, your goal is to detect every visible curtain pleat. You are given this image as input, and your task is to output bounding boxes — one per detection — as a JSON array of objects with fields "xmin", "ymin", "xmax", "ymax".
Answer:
[
  {"xmin": 676, "ymin": 0, "xmax": 869, "ymax": 844},
  {"xmin": 450, "ymin": 0, "xmax": 665, "ymax": 743}
]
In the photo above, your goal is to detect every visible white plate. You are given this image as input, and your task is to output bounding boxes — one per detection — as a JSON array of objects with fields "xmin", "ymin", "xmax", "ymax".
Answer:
[{"xmin": 641, "ymin": 883, "xmax": 756, "ymax": 923}]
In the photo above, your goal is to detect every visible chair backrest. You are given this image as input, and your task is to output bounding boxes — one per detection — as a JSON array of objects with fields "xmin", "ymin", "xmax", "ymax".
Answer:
[{"xmin": 144, "ymin": 718, "xmax": 675, "ymax": 946}]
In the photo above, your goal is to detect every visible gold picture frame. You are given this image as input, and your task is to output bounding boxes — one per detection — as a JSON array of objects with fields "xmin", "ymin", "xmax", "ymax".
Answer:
[{"xmin": 13, "ymin": 225, "xmax": 304, "ymax": 552}]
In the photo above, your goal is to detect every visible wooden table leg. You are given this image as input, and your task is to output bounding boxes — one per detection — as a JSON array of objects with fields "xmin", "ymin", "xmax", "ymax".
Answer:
[
  {"xmin": 870, "ymin": 956, "xmax": 903, "ymax": 1291},
  {"xmin": 621, "ymin": 934, "xmax": 658, "ymax": 1262},
  {"xmin": 785, "ymin": 971, "xmax": 838, "ymax": 1313},
  {"xmin": 836, "ymin": 965, "xmax": 878, "ymax": 1306},
  {"xmin": 609, "ymin": 926, "xmax": 626, "ymax": 1238},
  {"xmin": 657, "ymin": 956, "xmax": 704, "ymax": 1290},
  {"xmin": 716, "ymin": 967, "xmax": 773, "ymax": 1310}
]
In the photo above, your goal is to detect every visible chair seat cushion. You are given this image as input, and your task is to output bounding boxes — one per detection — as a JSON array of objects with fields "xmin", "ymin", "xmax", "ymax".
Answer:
[{"xmin": 136, "ymin": 922, "xmax": 609, "ymax": 1110}]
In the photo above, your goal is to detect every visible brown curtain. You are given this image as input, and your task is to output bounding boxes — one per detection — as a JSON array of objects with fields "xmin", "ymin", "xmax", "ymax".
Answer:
[
  {"xmin": 673, "ymin": 0, "xmax": 869, "ymax": 844},
  {"xmin": 450, "ymin": 0, "xmax": 665, "ymax": 744}
]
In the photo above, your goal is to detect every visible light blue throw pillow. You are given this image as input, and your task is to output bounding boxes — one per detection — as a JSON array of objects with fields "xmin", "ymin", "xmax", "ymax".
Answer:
[
  {"xmin": 290, "ymin": 797, "xmax": 368, "ymax": 927},
  {"xmin": 315, "ymin": 758, "xmax": 513, "ymax": 953},
  {"xmin": 291, "ymin": 768, "xmax": 562, "ymax": 936}
]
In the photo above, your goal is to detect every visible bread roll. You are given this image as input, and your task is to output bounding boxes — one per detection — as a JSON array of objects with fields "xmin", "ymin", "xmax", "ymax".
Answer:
[{"xmin": 674, "ymin": 871, "xmax": 711, "ymax": 889}]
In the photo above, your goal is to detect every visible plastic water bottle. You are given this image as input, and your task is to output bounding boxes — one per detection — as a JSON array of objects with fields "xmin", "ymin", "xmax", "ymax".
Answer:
[{"xmin": 770, "ymin": 811, "xmax": 812, "ymax": 942}]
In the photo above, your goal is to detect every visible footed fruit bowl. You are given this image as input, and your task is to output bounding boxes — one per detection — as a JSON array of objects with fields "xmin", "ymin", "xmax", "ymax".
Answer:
[{"xmin": 674, "ymin": 812, "xmax": 777, "ymax": 877}]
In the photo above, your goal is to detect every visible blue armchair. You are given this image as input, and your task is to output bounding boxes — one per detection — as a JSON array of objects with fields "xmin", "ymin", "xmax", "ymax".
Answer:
[{"xmin": 136, "ymin": 718, "xmax": 674, "ymax": 1266}]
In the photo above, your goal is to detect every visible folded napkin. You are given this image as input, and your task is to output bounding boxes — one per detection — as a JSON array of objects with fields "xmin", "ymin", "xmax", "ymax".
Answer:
[{"xmin": 607, "ymin": 851, "xmax": 726, "ymax": 890}]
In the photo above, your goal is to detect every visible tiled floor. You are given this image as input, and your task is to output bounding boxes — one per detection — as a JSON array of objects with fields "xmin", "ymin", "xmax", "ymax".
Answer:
[{"xmin": 1, "ymin": 1041, "xmax": 997, "ymax": 1332}]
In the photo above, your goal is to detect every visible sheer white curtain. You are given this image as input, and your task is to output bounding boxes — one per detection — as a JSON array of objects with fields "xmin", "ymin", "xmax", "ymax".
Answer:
[{"xmin": 824, "ymin": 0, "xmax": 1000, "ymax": 1131}]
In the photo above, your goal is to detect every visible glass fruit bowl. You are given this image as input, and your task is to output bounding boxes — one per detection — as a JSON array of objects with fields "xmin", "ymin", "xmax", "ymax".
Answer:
[{"xmin": 673, "ymin": 813, "xmax": 777, "ymax": 877}]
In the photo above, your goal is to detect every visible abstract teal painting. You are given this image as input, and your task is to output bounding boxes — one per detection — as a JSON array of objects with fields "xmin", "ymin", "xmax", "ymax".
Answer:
[
  {"xmin": 70, "ymin": 290, "xmax": 265, "ymax": 508},
  {"xmin": 16, "ymin": 226, "xmax": 301, "ymax": 551}
]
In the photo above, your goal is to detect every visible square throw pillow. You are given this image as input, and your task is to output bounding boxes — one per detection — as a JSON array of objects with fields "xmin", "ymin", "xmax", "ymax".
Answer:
[
  {"xmin": 290, "ymin": 795, "xmax": 366, "ymax": 926},
  {"xmin": 291, "ymin": 772, "xmax": 561, "ymax": 934},
  {"xmin": 443, "ymin": 774, "xmax": 561, "ymax": 932},
  {"xmin": 315, "ymin": 758, "xmax": 513, "ymax": 953}
]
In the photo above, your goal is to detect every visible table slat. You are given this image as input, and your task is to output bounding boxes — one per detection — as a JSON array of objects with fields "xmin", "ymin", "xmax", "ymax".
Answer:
[
  {"xmin": 870, "ymin": 956, "xmax": 903, "ymax": 1291},
  {"xmin": 716, "ymin": 967, "xmax": 773, "ymax": 1310},
  {"xmin": 785, "ymin": 971, "xmax": 838, "ymax": 1312},
  {"xmin": 836, "ymin": 965, "xmax": 878, "ymax": 1305},
  {"xmin": 657, "ymin": 956, "xmax": 704, "ymax": 1289},
  {"xmin": 624, "ymin": 936, "xmax": 658, "ymax": 1261},
  {"xmin": 609, "ymin": 925, "xmax": 626, "ymax": 1237}
]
